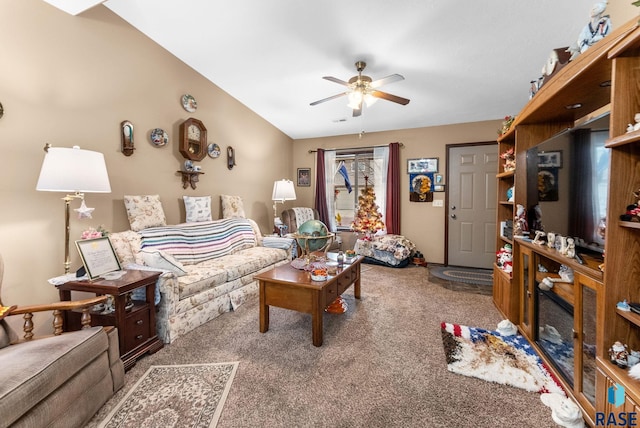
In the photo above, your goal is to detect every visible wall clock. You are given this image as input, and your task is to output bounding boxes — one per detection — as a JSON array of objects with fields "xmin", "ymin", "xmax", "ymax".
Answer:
[{"xmin": 179, "ymin": 118, "xmax": 207, "ymax": 161}]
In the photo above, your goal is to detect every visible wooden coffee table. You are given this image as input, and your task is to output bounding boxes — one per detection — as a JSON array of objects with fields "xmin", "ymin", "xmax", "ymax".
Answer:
[{"xmin": 255, "ymin": 256, "xmax": 362, "ymax": 346}]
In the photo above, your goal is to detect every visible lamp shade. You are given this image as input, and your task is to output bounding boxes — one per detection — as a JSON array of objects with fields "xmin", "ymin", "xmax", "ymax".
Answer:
[
  {"xmin": 36, "ymin": 146, "xmax": 111, "ymax": 193},
  {"xmin": 272, "ymin": 179, "xmax": 296, "ymax": 202}
]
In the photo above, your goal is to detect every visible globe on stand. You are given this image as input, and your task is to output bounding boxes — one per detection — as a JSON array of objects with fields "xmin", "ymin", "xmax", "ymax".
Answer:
[{"xmin": 294, "ymin": 220, "xmax": 334, "ymax": 258}]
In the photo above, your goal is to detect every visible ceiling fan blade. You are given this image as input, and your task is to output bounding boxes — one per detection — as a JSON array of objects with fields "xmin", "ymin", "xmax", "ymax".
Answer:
[
  {"xmin": 323, "ymin": 76, "xmax": 350, "ymax": 86},
  {"xmin": 371, "ymin": 90, "xmax": 410, "ymax": 105},
  {"xmin": 370, "ymin": 73, "xmax": 405, "ymax": 88},
  {"xmin": 310, "ymin": 92, "xmax": 348, "ymax": 106}
]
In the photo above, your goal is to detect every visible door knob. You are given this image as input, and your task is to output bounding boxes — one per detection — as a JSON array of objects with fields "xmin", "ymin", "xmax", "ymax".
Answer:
[
  {"xmin": 451, "ymin": 205, "xmax": 456, "ymax": 210},
  {"xmin": 450, "ymin": 214, "xmax": 457, "ymax": 219}
]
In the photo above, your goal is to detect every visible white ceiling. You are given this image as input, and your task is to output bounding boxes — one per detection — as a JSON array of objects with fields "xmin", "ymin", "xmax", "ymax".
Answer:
[{"xmin": 49, "ymin": 0, "xmax": 599, "ymax": 140}]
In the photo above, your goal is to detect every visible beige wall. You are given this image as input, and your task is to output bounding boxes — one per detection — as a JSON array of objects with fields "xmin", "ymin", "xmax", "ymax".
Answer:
[
  {"xmin": 0, "ymin": 1, "xmax": 293, "ymax": 315},
  {"xmin": 292, "ymin": 120, "xmax": 502, "ymax": 264}
]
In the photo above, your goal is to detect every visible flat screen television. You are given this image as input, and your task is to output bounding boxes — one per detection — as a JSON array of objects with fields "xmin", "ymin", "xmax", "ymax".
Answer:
[{"xmin": 525, "ymin": 111, "xmax": 609, "ymax": 258}]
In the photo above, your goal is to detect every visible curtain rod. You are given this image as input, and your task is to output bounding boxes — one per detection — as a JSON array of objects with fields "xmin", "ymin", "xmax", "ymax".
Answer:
[{"xmin": 308, "ymin": 142, "xmax": 404, "ymax": 154}]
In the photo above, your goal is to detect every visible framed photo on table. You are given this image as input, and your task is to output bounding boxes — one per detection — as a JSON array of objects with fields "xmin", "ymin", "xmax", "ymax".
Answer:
[
  {"xmin": 407, "ymin": 158, "xmax": 438, "ymax": 174},
  {"xmin": 75, "ymin": 237, "xmax": 122, "ymax": 280}
]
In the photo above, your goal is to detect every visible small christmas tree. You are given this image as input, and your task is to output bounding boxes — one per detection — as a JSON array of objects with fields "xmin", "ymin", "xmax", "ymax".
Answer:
[{"xmin": 351, "ymin": 176, "xmax": 385, "ymax": 237}]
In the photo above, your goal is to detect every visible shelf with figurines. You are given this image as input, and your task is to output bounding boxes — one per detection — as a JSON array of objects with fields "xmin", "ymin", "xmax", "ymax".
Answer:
[
  {"xmin": 619, "ymin": 188, "xmax": 640, "ymax": 230},
  {"xmin": 606, "ymin": 113, "xmax": 640, "ymax": 148},
  {"xmin": 498, "ymin": 146, "xmax": 516, "ymax": 174},
  {"xmin": 497, "ymin": 115, "xmax": 516, "ymax": 143}
]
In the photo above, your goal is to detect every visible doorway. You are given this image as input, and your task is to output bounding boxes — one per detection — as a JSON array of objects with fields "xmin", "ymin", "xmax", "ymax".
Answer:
[{"xmin": 446, "ymin": 143, "xmax": 498, "ymax": 268}]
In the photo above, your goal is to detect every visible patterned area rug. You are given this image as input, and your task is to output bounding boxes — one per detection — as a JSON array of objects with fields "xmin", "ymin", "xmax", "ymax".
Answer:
[
  {"xmin": 441, "ymin": 322, "xmax": 565, "ymax": 395},
  {"xmin": 429, "ymin": 266, "xmax": 493, "ymax": 286},
  {"xmin": 98, "ymin": 362, "xmax": 238, "ymax": 428}
]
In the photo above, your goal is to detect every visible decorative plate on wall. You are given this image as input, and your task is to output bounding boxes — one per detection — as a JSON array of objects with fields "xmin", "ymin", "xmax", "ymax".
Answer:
[
  {"xmin": 181, "ymin": 94, "xmax": 197, "ymax": 113},
  {"xmin": 208, "ymin": 143, "xmax": 221, "ymax": 158},
  {"xmin": 150, "ymin": 128, "xmax": 169, "ymax": 147}
]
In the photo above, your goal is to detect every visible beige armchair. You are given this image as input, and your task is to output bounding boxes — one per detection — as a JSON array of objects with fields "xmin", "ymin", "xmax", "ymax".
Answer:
[
  {"xmin": 0, "ymin": 255, "xmax": 125, "ymax": 427},
  {"xmin": 281, "ymin": 207, "xmax": 342, "ymax": 254}
]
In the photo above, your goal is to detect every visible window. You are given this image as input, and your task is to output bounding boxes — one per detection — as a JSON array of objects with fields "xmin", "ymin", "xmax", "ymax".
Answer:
[
  {"xmin": 335, "ymin": 152, "xmax": 373, "ymax": 229},
  {"xmin": 334, "ymin": 151, "xmax": 378, "ymax": 230},
  {"xmin": 319, "ymin": 145, "xmax": 391, "ymax": 233}
]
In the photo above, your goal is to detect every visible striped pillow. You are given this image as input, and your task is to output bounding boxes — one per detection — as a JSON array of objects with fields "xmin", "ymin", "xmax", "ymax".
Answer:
[{"xmin": 139, "ymin": 218, "xmax": 257, "ymax": 265}]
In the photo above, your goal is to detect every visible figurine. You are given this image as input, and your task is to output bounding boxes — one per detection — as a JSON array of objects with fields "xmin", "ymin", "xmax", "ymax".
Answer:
[
  {"xmin": 497, "ymin": 319, "xmax": 517, "ymax": 336},
  {"xmin": 559, "ymin": 265, "xmax": 574, "ymax": 282},
  {"xmin": 620, "ymin": 189, "xmax": 640, "ymax": 221},
  {"xmin": 559, "ymin": 236, "xmax": 569, "ymax": 255},
  {"xmin": 628, "ymin": 350, "xmax": 640, "ymax": 367},
  {"xmin": 617, "ymin": 300, "xmax": 631, "ymax": 311},
  {"xmin": 628, "ymin": 113, "xmax": 640, "ymax": 133},
  {"xmin": 514, "ymin": 204, "xmax": 528, "ymax": 237},
  {"xmin": 540, "ymin": 265, "xmax": 574, "ymax": 290},
  {"xmin": 566, "ymin": 237, "xmax": 576, "ymax": 258},
  {"xmin": 547, "ymin": 232, "xmax": 556, "ymax": 249},
  {"xmin": 568, "ymin": 1, "xmax": 612, "ymax": 60},
  {"xmin": 541, "ymin": 393, "xmax": 585, "ymax": 428},
  {"xmin": 496, "ymin": 244, "xmax": 513, "ymax": 274},
  {"xmin": 533, "ymin": 230, "xmax": 546, "ymax": 245},
  {"xmin": 609, "ymin": 341, "xmax": 629, "ymax": 368}
]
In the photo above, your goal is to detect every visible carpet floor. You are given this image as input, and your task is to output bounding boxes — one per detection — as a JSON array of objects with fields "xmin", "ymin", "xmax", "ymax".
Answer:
[{"xmin": 86, "ymin": 264, "xmax": 558, "ymax": 428}]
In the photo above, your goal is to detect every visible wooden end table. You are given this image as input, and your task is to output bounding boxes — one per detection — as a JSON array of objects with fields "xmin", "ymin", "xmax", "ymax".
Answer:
[
  {"xmin": 255, "ymin": 256, "xmax": 362, "ymax": 346},
  {"xmin": 57, "ymin": 269, "xmax": 163, "ymax": 370}
]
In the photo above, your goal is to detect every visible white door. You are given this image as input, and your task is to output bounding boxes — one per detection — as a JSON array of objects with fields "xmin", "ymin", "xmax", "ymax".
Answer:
[{"xmin": 447, "ymin": 144, "xmax": 498, "ymax": 268}]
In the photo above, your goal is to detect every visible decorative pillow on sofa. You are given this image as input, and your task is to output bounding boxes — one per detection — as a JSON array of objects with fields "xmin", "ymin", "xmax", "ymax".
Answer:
[
  {"xmin": 183, "ymin": 196, "xmax": 212, "ymax": 223},
  {"xmin": 140, "ymin": 248, "xmax": 187, "ymax": 277},
  {"xmin": 124, "ymin": 195, "xmax": 167, "ymax": 232},
  {"xmin": 221, "ymin": 195, "xmax": 246, "ymax": 218}
]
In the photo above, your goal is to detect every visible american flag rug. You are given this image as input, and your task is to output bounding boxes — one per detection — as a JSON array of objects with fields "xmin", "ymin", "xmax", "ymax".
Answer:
[{"xmin": 441, "ymin": 322, "xmax": 565, "ymax": 395}]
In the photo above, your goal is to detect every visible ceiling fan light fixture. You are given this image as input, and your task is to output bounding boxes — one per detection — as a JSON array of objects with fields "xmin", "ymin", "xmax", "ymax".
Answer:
[
  {"xmin": 347, "ymin": 91, "xmax": 363, "ymax": 109},
  {"xmin": 364, "ymin": 93, "xmax": 377, "ymax": 107}
]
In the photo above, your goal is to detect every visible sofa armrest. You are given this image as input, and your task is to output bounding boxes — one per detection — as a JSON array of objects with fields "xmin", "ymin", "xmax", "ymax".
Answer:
[
  {"xmin": 262, "ymin": 236, "xmax": 296, "ymax": 260},
  {"xmin": 10, "ymin": 296, "xmax": 107, "ymax": 341}
]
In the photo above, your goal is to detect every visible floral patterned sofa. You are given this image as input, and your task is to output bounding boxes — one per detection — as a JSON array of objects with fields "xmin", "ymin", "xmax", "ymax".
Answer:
[{"xmin": 110, "ymin": 216, "xmax": 293, "ymax": 344}]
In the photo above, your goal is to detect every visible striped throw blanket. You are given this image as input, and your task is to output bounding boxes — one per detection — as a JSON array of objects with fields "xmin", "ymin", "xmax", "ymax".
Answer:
[{"xmin": 139, "ymin": 218, "xmax": 257, "ymax": 265}]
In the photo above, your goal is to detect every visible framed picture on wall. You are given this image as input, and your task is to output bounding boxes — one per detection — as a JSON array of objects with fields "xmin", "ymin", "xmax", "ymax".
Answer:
[
  {"xmin": 297, "ymin": 168, "xmax": 311, "ymax": 187},
  {"xmin": 407, "ymin": 158, "xmax": 438, "ymax": 174},
  {"xmin": 538, "ymin": 151, "xmax": 562, "ymax": 168}
]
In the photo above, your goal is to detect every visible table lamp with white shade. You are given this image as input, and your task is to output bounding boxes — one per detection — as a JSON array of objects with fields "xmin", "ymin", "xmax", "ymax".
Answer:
[
  {"xmin": 272, "ymin": 179, "xmax": 296, "ymax": 232},
  {"xmin": 36, "ymin": 144, "xmax": 111, "ymax": 273}
]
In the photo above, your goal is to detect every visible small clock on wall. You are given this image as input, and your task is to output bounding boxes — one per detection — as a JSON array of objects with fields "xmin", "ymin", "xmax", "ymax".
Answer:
[{"xmin": 179, "ymin": 118, "xmax": 207, "ymax": 161}]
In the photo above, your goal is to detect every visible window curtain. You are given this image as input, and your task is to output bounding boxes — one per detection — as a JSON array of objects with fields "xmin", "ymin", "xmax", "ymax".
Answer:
[
  {"xmin": 373, "ymin": 146, "xmax": 388, "ymax": 230},
  {"xmin": 314, "ymin": 149, "xmax": 338, "ymax": 232},
  {"xmin": 385, "ymin": 142, "xmax": 401, "ymax": 234}
]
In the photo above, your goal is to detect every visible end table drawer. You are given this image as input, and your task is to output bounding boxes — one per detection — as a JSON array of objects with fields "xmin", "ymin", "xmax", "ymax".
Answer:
[
  {"xmin": 337, "ymin": 270, "xmax": 354, "ymax": 294},
  {"xmin": 325, "ymin": 281, "xmax": 338, "ymax": 306},
  {"xmin": 124, "ymin": 309, "xmax": 150, "ymax": 352}
]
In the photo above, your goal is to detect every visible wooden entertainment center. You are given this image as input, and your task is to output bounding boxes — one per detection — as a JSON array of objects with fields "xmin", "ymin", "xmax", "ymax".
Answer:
[{"xmin": 493, "ymin": 17, "xmax": 640, "ymax": 425}]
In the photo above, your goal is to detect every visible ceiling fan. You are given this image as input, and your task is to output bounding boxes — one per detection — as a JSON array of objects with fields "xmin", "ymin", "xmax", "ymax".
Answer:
[{"xmin": 310, "ymin": 61, "xmax": 410, "ymax": 117}]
